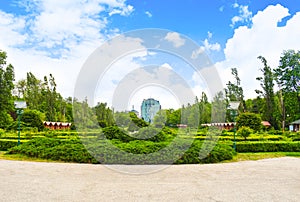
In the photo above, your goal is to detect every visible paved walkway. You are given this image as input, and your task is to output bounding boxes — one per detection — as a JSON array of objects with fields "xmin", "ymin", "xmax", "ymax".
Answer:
[{"xmin": 0, "ymin": 157, "xmax": 299, "ymax": 202}]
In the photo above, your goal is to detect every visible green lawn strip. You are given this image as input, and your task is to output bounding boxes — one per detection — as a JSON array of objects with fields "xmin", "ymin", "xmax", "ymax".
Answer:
[
  {"xmin": 0, "ymin": 151, "xmax": 65, "ymax": 163},
  {"xmin": 224, "ymin": 152, "xmax": 300, "ymax": 163}
]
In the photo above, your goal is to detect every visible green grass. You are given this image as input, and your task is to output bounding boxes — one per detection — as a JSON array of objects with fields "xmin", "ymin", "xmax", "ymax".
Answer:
[
  {"xmin": 226, "ymin": 152, "xmax": 300, "ymax": 162},
  {"xmin": 0, "ymin": 151, "xmax": 64, "ymax": 163}
]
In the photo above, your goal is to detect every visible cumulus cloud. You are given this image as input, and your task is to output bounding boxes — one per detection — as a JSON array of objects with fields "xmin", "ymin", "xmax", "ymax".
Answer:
[
  {"xmin": 217, "ymin": 4, "xmax": 300, "ymax": 99},
  {"xmin": 230, "ymin": 3, "xmax": 252, "ymax": 27},
  {"xmin": 164, "ymin": 32, "xmax": 185, "ymax": 48},
  {"xmin": 0, "ymin": 0, "xmax": 135, "ymax": 99}
]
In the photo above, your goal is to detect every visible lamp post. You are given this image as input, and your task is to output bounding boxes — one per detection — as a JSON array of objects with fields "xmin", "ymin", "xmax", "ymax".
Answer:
[
  {"xmin": 228, "ymin": 101, "xmax": 240, "ymax": 151},
  {"xmin": 14, "ymin": 101, "xmax": 27, "ymax": 146}
]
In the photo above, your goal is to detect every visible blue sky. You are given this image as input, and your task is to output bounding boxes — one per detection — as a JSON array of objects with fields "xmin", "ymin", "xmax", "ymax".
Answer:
[{"xmin": 1, "ymin": 0, "xmax": 300, "ymax": 110}]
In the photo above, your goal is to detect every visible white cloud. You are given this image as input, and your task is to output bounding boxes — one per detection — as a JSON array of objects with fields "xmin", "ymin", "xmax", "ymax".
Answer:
[
  {"xmin": 231, "ymin": 4, "xmax": 252, "ymax": 27},
  {"xmin": 0, "ymin": 0, "xmax": 135, "ymax": 99},
  {"xmin": 161, "ymin": 63, "xmax": 173, "ymax": 70},
  {"xmin": 191, "ymin": 47, "xmax": 205, "ymax": 59},
  {"xmin": 164, "ymin": 32, "xmax": 185, "ymax": 48},
  {"xmin": 145, "ymin": 11, "xmax": 152, "ymax": 18},
  {"xmin": 191, "ymin": 32, "xmax": 220, "ymax": 59},
  {"xmin": 203, "ymin": 39, "xmax": 221, "ymax": 52},
  {"xmin": 217, "ymin": 4, "xmax": 300, "ymax": 99}
]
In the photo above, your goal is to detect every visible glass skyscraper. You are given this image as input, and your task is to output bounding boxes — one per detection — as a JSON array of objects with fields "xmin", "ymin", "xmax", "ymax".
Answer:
[{"xmin": 141, "ymin": 98, "xmax": 161, "ymax": 123}]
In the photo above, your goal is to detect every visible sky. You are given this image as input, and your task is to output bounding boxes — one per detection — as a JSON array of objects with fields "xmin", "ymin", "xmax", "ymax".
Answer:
[{"xmin": 1, "ymin": 0, "xmax": 300, "ymax": 112}]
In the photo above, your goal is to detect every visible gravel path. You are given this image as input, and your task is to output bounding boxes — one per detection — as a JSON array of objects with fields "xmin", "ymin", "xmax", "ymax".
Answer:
[{"xmin": 0, "ymin": 157, "xmax": 299, "ymax": 202}]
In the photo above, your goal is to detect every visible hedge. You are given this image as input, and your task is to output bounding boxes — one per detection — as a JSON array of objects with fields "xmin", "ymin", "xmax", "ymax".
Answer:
[
  {"xmin": 236, "ymin": 141, "xmax": 300, "ymax": 152},
  {"xmin": 8, "ymin": 138, "xmax": 234, "ymax": 164},
  {"xmin": 0, "ymin": 139, "xmax": 20, "ymax": 151}
]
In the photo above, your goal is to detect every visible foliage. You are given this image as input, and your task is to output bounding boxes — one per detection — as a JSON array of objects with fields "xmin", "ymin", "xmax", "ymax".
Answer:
[
  {"xmin": 7, "ymin": 137, "xmax": 234, "ymax": 164},
  {"xmin": 236, "ymin": 141, "xmax": 300, "ymax": 152},
  {"xmin": 128, "ymin": 112, "xmax": 149, "ymax": 132},
  {"xmin": 0, "ymin": 139, "xmax": 19, "ymax": 151},
  {"xmin": 237, "ymin": 126, "xmax": 253, "ymax": 140},
  {"xmin": 256, "ymin": 56, "xmax": 279, "ymax": 129},
  {"xmin": 0, "ymin": 50, "xmax": 15, "ymax": 129},
  {"xmin": 94, "ymin": 102, "xmax": 115, "ymax": 127},
  {"xmin": 236, "ymin": 112, "xmax": 262, "ymax": 132},
  {"xmin": 8, "ymin": 138, "xmax": 97, "ymax": 163},
  {"xmin": 21, "ymin": 109, "xmax": 45, "ymax": 131},
  {"xmin": 225, "ymin": 68, "xmax": 245, "ymax": 114},
  {"xmin": 102, "ymin": 126, "xmax": 133, "ymax": 142}
]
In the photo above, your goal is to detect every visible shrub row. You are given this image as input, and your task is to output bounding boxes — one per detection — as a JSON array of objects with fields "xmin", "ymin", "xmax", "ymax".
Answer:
[
  {"xmin": 236, "ymin": 141, "xmax": 300, "ymax": 152},
  {"xmin": 0, "ymin": 139, "xmax": 20, "ymax": 151},
  {"xmin": 194, "ymin": 135, "xmax": 284, "ymax": 141},
  {"xmin": 8, "ymin": 138, "xmax": 234, "ymax": 164}
]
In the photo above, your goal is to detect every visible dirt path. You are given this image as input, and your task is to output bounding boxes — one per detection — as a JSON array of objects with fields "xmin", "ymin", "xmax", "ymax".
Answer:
[{"xmin": 0, "ymin": 157, "xmax": 299, "ymax": 202}]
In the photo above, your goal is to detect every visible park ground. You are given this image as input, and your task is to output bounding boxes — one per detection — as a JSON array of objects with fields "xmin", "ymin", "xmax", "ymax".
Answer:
[{"xmin": 0, "ymin": 157, "xmax": 299, "ymax": 202}]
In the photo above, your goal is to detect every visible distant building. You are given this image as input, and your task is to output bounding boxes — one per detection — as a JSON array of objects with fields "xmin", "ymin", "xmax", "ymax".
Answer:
[
  {"xmin": 43, "ymin": 121, "xmax": 72, "ymax": 130},
  {"xmin": 141, "ymin": 98, "xmax": 161, "ymax": 123},
  {"xmin": 289, "ymin": 119, "xmax": 300, "ymax": 132},
  {"xmin": 130, "ymin": 105, "xmax": 139, "ymax": 117}
]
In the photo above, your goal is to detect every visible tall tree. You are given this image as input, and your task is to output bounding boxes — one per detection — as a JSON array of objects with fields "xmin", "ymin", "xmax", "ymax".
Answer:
[
  {"xmin": 225, "ymin": 68, "xmax": 245, "ymax": 121},
  {"xmin": 274, "ymin": 50, "xmax": 300, "ymax": 122},
  {"xmin": 256, "ymin": 56, "xmax": 279, "ymax": 129},
  {"xmin": 0, "ymin": 50, "xmax": 15, "ymax": 128}
]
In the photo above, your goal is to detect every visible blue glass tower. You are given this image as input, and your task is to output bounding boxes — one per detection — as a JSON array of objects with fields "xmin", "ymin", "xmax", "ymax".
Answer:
[{"xmin": 141, "ymin": 98, "xmax": 161, "ymax": 123}]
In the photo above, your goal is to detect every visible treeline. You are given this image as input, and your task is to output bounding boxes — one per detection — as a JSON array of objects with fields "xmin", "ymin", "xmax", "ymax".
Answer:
[{"xmin": 0, "ymin": 49, "xmax": 299, "ymax": 131}]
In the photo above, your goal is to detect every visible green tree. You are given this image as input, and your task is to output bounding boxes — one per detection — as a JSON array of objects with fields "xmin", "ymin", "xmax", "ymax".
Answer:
[
  {"xmin": 0, "ymin": 50, "xmax": 15, "ymax": 128},
  {"xmin": 237, "ymin": 126, "xmax": 253, "ymax": 140},
  {"xmin": 256, "ymin": 56, "xmax": 279, "ymax": 129},
  {"xmin": 275, "ymin": 50, "xmax": 300, "ymax": 107},
  {"xmin": 274, "ymin": 50, "xmax": 300, "ymax": 124},
  {"xmin": 153, "ymin": 110, "xmax": 167, "ymax": 128},
  {"xmin": 22, "ymin": 109, "xmax": 45, "ymax": 131},
  {"xmin": 225, "ymin": 68, "xmax": 245, "ymax": 112},
  {"xmin": 236, "ymin": 112, "xmax": 262, "ymax": 132}
]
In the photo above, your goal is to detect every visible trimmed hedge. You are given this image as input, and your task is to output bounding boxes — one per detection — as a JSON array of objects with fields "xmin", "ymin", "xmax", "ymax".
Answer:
[
  {"xmin": 0, "ymin": 139, "xmax": 19, "ymax": 151},
  {"xmin": 236, "ymin": 141, "xmax": 300, "ymax": 152},
  {"xmin": 7, "ymin": 138, "xmax": 234, "ymax": 164}
]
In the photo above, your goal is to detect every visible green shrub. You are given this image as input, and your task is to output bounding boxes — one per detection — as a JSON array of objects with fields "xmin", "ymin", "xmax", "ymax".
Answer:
[
  {"xmin": 0, "ymin": 139, "xmax": 19, "ymax": 150},
  {"xmin": 7, "ymin": 137, "xmax": 234, "ymax": 164},
  {"xmin": 237, "ymin": 126, "xmax": 253, "ymax": 140},
  {"xmin": 102, "ymin": 126, "xmax": 133, "ymax": 142},
  {"xmin": 236, "ymin": 141, "xmax": 300, "ymax": 152},
  {"xmin": 236, "ymin": 112, "xmax": 262, "ymax": 132}
]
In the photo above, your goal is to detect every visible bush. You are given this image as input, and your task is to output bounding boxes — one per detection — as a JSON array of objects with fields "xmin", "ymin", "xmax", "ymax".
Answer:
[
  {"xmin": 8, "ymin": 137, "xmax": 234, "ymax": 164},
  {"xmin": 236, "ymin": 141, "xmax": 300, "ymax": 152},
  {"xmin": 0, "ymin": 139, "xmax": 19, "ymax": 150},
  {"xmin": 8, "ymin": 138, "xmax": 97, "ymax": 163},
  {"xmin": 236, "ymin": 112, "xmax": 262, "ymax": 132},
  {"xmin": 237, "ymin": 126, "xmax": 253, "ymax": 140},
  {"xmin": 102, "ymin": 126, "xmax": 133, "ymax": 142}
]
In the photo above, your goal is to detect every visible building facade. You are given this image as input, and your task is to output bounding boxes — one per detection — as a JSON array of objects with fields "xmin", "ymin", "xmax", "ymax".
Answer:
[{"xmin": 141, "ymin": 98, "xmax": 161, "ymax": 123}]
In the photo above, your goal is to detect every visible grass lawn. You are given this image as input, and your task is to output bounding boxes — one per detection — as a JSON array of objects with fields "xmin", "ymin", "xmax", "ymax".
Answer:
[{"xmin": 225, "ymin": 152, "xmax": 300, "ymax": 163}]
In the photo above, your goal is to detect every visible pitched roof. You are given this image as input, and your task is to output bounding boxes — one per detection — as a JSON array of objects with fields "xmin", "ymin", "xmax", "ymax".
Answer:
[
  {"xmin": 262, "ymin": 121, "xmax": 271, "ymax": 126},
  {"xmin": 290, "ymin": 119, "xmax": 300, "ymax": 125}
]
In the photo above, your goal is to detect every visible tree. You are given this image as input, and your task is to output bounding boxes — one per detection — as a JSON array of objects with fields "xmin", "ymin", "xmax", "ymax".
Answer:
[
  {"xmin": 211, "ymin": 91, "xmax": 226, "ymax": 123},
  {"xmin": 225, "ymin": 68, "xmax": 245, "ymax": 110},
  {"xmin": 275, "ymin": 50, "xmax": 300, "ymax": 105},
  {"xmin": 274, "ymin": 50, "xmax": 300, "ymax": 124},
  {"xmin": 153, "ymin": 110, "xmax": 167, "ymax": 128},
  {"xmin": 256, "ymin": 56, "xmax": 279, "ymax": 129},
  {"xmin": 236, "ymin": 112, "xmax": 262, "ymax": 132},
  {"xmin": 237, "ymin": 126, "xmax": 253, "ymax": 140},
  {"xmin": 22, "ymin": 109, "xmax": 45, "ymax": 131},
  {"xmin": 0, "ymin": 50, "xmax": 15, "ymax": 128}
]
